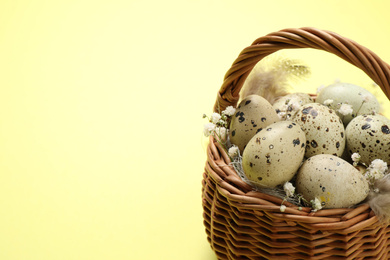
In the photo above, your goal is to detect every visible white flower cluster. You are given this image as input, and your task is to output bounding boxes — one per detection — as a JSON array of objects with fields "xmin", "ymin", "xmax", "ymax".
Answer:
[
  {"xmin": 352, "ymin": 152, "xmax": 389, "ymax": 185},
  {"xmin": 311, "ymin": 198, "xmax": 323, "ymax": 212},
  {"xmin": 228, "ymin": 145, "xmax": 240, "ymax": 158},
  {"xmin": 338, "ymin": 103, "xmax": 353, "ymax": 116},
  {"xmin": 283, "ymin": 182, "xmax": 295, "ymax": 197},
  {"xmin": 322, "ymin": 91, "xmax": 373, "ymax": 118},
  {"xmin": 322, "ymin": 99, "xmax": 354, "ymax": 118},
  {"xmin": 322, "ymin": 100, "xmax": 353, "ymax": 116},
  {"xmin": 279, "ymin": 182, "xmax": 323, "ymax": 212},
  {"xmin": 360, "ymin": 93, "xmax": 372, "ymax": 103},
  {"xmin": 277, "ymin": 99, "xmax": 301, "ymax": 120},
  {"xmin": 365, "ymin": 159, "xmax": 388, "ymax": 184},
  {"xmin": 223, "ymin": 106, "xmax": 236, "ymax": 117},
  {"xmin": 323, "ymin": 99, "xmax": 334, "ymax": 106},
  {"xmin": 210, "ymin": 113, "xmax": 221, "ymax": 124},
  {"xmin": 351, "ymin": 152, "xmax": 361, "ymax": 166},
  {"xmin": 279, "ymin": 182, "xmax": 296, "ymax": 212},
  {"xmin": 203, "ymin": 106, "xmax": 236, "ymax": 142},
  {"xmin": 203, "ymin": 122, "xmax": 216, "ymax": 137}
]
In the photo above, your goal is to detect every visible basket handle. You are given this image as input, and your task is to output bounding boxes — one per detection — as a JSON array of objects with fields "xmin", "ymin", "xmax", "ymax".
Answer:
[{"xmin": 214, "ymin": 27, "xmax": 390, "ymax": 112}]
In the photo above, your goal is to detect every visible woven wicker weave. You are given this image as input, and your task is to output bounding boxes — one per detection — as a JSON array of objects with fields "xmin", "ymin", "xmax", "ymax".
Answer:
[{"xmin": 202, "ymin": 27, "xmax": 390, "ymax": 259}]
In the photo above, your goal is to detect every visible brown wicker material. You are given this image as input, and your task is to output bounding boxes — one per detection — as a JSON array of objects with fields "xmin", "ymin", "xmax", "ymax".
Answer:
[{"xmin": 202, "ymin": 27, "xmax": 390, "ymax": 259}]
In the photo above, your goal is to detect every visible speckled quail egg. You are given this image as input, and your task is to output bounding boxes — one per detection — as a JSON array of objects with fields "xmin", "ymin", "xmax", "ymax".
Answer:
[
  {"xmin": 229, "ymin": 94, "xmax": 279, "ymax": 152},
  {"xmin": 273, "ymin": 93, "xmax": 314, "ymax": 119},
  {"xmin": 242, "ymin": 121, "xmax": 306, "ymax": 188},
  {"xmin": 316, "ymin": 82, "xmax": 380, "ymax": 125},
  {"xmin": 292, "ymin": 103, "xmax": 346, "ymax": 158},
  {"xmin": 296, "ymin": 154, "xmax": 369, "ymax": 208},
  {"xmin": 346, "ymin": 114, "xmax": 390, "ymax": 166}
]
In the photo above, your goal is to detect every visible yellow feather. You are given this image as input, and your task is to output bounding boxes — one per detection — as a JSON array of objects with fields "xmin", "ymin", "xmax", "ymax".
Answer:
[{"xmin": 240, "ymin": 55, "xmax": 311, "ymax": 104}]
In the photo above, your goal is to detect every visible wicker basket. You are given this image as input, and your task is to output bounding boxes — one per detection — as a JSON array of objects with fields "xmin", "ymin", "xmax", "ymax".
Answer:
[{"xmin": 202, "ymin": 27, "xmax": 390, "ymax": 259}]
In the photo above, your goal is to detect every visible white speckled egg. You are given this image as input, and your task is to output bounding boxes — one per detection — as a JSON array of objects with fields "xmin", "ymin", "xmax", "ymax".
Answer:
[
  {"xmin": 346, "ymin": 114, "xmax": 390, "ymax": 165},
  {"xmin": 293, "ymin": 103, "xmax": 346, "ymax": 158},
  {"xmin": 229, "ymin": 95, "xmax": 279, "ymax": 152},
  {"xmin": 316, "ymin": 82, "xmax": 380, "ymax": 125},
  {"xmin": 242, "ymin": 121, "xmax": 306, "ymax": 188},
  {"xmin": 273, "ymin": 92, "xmax": 314, "ymax": 119},
  {"xmin": 296, "ymin": 154, "xmax": 369, "ymax": 208}
]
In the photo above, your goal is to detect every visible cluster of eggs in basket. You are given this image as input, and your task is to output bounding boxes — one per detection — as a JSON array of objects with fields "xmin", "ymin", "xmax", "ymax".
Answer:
[{"xmin": 230, "ymin": 82, "xmax": 390, "ymax": 208}]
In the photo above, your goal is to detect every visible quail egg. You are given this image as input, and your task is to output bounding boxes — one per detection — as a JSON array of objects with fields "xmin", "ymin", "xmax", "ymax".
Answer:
[
  {"xmin": 229, "ymin": 94, "xmax": 279, "ymax": 152},
  {"xmin": 346, "ymin": 114, "xmax": 390, "ymax": 165},
  {"xmin": 293, "ymin": 103, "xmax": 346, "ymax": 158},
  {"xmin": 296, "ymin": 154, "xmax": 369, "ymax": 208},
  {"xmin": 242, "ymin": 121, "xmax": 306, "ymax": 188}
]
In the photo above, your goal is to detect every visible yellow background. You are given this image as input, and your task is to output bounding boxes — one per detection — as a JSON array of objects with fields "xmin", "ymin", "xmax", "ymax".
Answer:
[{"xmin": 1, "ymin": 1, "xmax": 390, "ymax": 259}]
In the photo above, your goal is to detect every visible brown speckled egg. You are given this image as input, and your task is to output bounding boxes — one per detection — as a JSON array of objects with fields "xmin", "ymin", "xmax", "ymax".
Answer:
[
  {"xmin": 242, "ymin": 121, "xmax": 306, "ymax": 188},
  {"xmin": 229, "ymin": 95, "xmax": 279, "ymax": 152},
  {"xmin": 296, "ymin": 154, "xmax": 369, "ymax": 208},
  {"xmin": 346, "ymin": 114, "xmax": 390, "ymax": 166},
  {"xmin": 293, "ymin": 103, "xmax": 346, "ymax": 158}
]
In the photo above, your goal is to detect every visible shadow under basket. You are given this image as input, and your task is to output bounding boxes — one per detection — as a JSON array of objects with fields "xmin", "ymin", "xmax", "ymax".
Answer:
[{"xmin": 202, "ymin": 27, "xmax": 390, "ymax": 260}]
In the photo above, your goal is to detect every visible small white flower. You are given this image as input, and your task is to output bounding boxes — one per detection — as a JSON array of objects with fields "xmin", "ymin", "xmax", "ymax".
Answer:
[
  {"xmin": 283, "ymin": 182, "xmax": 295, "ymax": 197},
  {"xmin": 323, "ymin": 99, "xmax": 334, "ymax": 106},
  {"xmin": 222, "ymin": 106, "xmax": 236, "ymax": 116},
  {"xmin": 215, "ymin": 127, "xmax": 228, "ymax": 141},
  {"xmin": 311, "ymin": 197, "xmax": 322, "ymax": 212},
  {"xmin": 362, "ymin": 94, "xmax": 371, "ymax": 103},
  {"xmin": 228, "ymin": 146, "xmax": 239, "ymax": 158},
  {"xmin": 338, "ymin": 103, "xmax": 353, "ymax": 116},
  {"xmin": 351, "ymin": 153, "xmax": 361, "ymax": 164},
  {"xmin": 365, "ymin": 159, "xmax": 388, "ymax": 183},
  {"xmin": 370, "ymin": 159, "xmax": 387, "ymax": 174},
  {"xmin": 280, "ymin": 205, "xmax": 287, "ymax": 212},
  {"xmin": 210, "ymin": 113, "xmax": 222, "ymax": 124},
  {"xmin": 365, "ymin": 170, "xmax": 385, "ymax": 182},
  {"xmin": 203, "ymin": 122, "xmax": 216, "ymax": 137}
]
